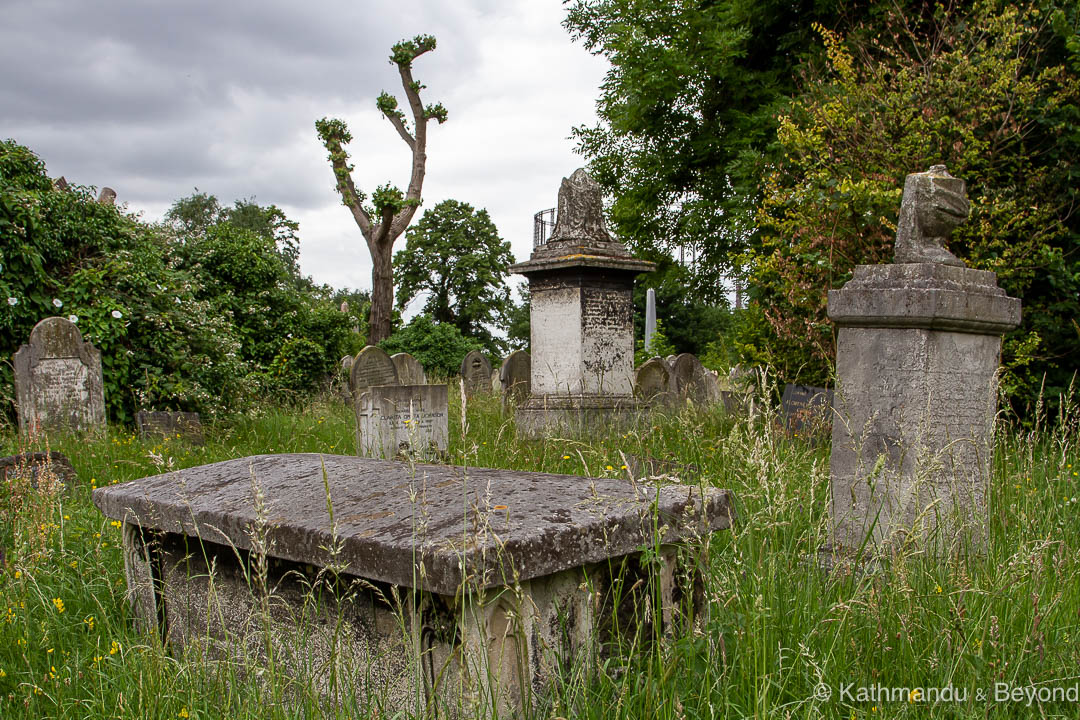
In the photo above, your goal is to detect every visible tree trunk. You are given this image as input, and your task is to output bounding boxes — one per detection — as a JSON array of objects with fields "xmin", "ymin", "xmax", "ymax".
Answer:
[{"xmin": 369, "ymin": 240, "xmax": 394, "ymax": 343}]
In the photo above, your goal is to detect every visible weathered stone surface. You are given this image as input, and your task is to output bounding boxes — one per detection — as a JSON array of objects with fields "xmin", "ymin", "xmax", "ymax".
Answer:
[
  {"xmin": 671, "ymin": 354, "xmax": 711, "ymax": 405},
  {"xmin": 390, "ymin": 352, "xmax": 426, "ymax": 386},
  {"xmin": 780, "ymin": 384, "xmax": 833, "ymax": 433},
  {"xmin": 136, "ymin": 411, "xmax": 205, "ymax": 444},
  {"xmin": 634, "ymin": 357, "xmax": 675, "ymax": 406},
  {"xmin": 93, "ymin": 453, "xmax": 734, "ymax": 596},
  {"xmin": 894, "ymin": 165, "xmax": 968, "ymax": 266},
  {"xmin": 340, "ymin": 354, "xmax": 354, "ymax": 372},
  {"xmin": 828, "ymin": 261, "xmax": 1020, "ymax": 554},
  {"xmin": 500, "ymin": 350, "xmax": 531, "ymax": 404},
  {"xmin": 349, "ymin": 345, "xmax": 399, "ymax": 396},
  {"xmin": 0, "ymin": 451, "xmax": 77, "ymax": 490},
  {"xmin": 460, "ymin": 350, "xmax": 492, "ymax": 397},
  {"xmin": 97, "ymin": 187, "xmax": 116, "ymax": 205},
  {"xmin": 354, "ymin": 384, "xmax": 448, "ymax": 460},
  {"xmin": 13, "ymin": 317, "xmax": 106, "ymax": 435}
]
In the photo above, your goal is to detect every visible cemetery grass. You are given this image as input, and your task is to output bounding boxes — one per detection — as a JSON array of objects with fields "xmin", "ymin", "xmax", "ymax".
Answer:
[{"xmin": 0, "ymin": 390, "xmax": 1078, "ymax": 719}]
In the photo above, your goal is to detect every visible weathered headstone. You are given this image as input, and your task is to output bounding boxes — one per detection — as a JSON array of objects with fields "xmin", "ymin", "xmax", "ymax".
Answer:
[
  {"xmin": 634, "ymin": 357, "xmax": 675, "ymax": 406},
  {"xmin": 780, "ymin": 384, "xmax": 833, "ymax": 434},
  {"xmin": 355, "ymin": 384, "xmax": 448, "ymax": 461},
  {"xmin": 349, "ymin": 346, "xmax": 399, "ymax": 398},
  {"xmin": 391, "ymin": 352, "xmax": 427, "ymax": 386},
  {"xmin": 460, "ymin": 350, "xmax": 492, "ymax": 397},
  {"xmin": 135, "ymin": 411, "xmax": 205, "ymax": 445},
  {"xmin": 671, "ymin": 353, "xmax": 711, "ymax": 405},
  {"xmin": 828, "ymin": 165, "xmax": 1020, "ymax": 556},
  {"xmin": 340, "ymin": 354, "xmax": 354, "ymax": 373},
  {"xmin": 500, "ymin": 350, "xmax": 531, "ymax": 405},
  {"xmin": 644, "ymin": 288, "xmax": 657, "ymax": 352},
  {"xmin": 0, "ymin": 451, "xmax": 77, "ymax": 491},
  {"xmin": 14, "ymin": 317, "xmax": 106, "ymax": 435}
]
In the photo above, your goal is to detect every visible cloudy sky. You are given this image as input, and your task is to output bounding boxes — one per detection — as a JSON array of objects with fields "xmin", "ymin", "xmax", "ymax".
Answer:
[{"xmin": 2, "ymin": 0, "xmax": 608, "ymax": 298}]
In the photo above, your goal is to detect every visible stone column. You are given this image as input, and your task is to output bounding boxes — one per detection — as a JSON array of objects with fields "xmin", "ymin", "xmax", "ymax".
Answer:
[{"xmin": 828, "ymin": 166, "xmax": 1020, "ymax": 556}]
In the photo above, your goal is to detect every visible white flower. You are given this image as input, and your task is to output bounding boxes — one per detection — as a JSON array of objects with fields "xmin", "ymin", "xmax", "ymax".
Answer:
[
  {"xmin": 68, "ymin": 314, "xmax": 78, "ymax": 323},
  {"xmin": 111, "ymin": 310, "xmax": 123, "ymax": 319},
  {"xmin": 175, "ymin": 296, "xmax": 181, "ymax": 304},
  {"xmin": 7, "ymin": 297, "xmax": 17, "ymax": 306},
  {"xmin": 52, "ymin": 298, "xmax": 63, "ymax": 308}
]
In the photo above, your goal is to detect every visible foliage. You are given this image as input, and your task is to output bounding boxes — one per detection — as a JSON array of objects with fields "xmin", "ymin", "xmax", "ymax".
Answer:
[
  {"xmin": 378, "ymin": 314, "xmax": 481, "ymax": 377},
  {"xmin": 393, "ymin": 200, "xmax": 514, "ymax": 355},
  {"xmin": 745, "ymin": 0, "xmax": 1080, "ymax": 406},
  {"xmin": 505, "ymin": 284, "xmax": 530, "ymax": 352},
  {"xmin": 633, "ymin": 318, "xmax": 677, "ymax": 367}
]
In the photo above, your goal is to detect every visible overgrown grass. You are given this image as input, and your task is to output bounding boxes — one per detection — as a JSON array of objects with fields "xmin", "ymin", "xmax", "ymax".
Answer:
[{"xmin": 1, "ymin": 387, "xmax": 1078, "ymax": 718}]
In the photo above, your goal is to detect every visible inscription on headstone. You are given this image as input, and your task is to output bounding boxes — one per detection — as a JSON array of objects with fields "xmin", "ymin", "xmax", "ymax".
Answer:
[
  {"xmin": 781, "ymin": 384, "xmax": 833, "ymax": 434},
  {"xmin": 391, "ymin": 353, "xmax": 427, "ymax": 386},
  {"xmin": 355, "ymin": 384, "xmax": 449, "ymax": 461},
  {"xmin": 460, "ymin": 350, "xmax": 492, "ymax": 397},
  {"xmin": 349, "ymin": 346, "xmax": 399, "ymax": 398},
  {"xmin": 13, "ymin": 317, "xmax": 106, "ymax": 435}
]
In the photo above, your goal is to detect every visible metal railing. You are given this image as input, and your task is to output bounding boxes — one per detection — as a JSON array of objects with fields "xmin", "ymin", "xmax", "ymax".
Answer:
[{"xmin": 533, "ymin": 207, "xmax": 556, "ymax": 247}]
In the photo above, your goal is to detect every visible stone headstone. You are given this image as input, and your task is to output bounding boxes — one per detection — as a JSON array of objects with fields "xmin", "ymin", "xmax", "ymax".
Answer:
[
  {"xmin": 97, "ymin": 187, "xmax": 116, "ymax": 205},
  {"xmin": 634, "ymin": 357, "xmax": 675, "ymax": 406},
  {"xmin": 391, "ymin": 352, "xmax": 426, "ymax": 386},
  {"xmin": 355, "ymin": 384, "xmax": 449, "ymax": 461},
  {"xmin": 135, "ymin": 411, "xmax": 204, "ymax": 445},
  {"xmin": 341, "ymin": 354, "xmax": 354, "ymax": 372},
  {"xmin": 671, "ymin": 353, "xmax": 711, "ymax": 404},
  {"xmin": 460, "ymin": 350, "xmax": 492, "ymax": 397},
  {"xmin": 500, "ymin": 350, "xmax": 531, "ymax": 405},
  {"xmin": 0, "ymin": 451, "xmax": 77, "ymax": 491},
  {"xmin": 14, "ymin": 317, "xmax": 106, "ymax": 435},
  {"xmin": 349, "ymin": 346, "xmax": 399, "ymax": 398},
  {"xmin": 780, "ymin": 385, "xmax": 833, "ymax": 434}
]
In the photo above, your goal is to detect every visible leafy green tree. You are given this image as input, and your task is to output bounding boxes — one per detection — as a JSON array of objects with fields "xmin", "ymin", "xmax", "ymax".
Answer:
[
  {"xmin": 744, "ymin": 1, "xmax": 1080, "ymax": 410},
  {"xmin": 505, "ymin": 284, "xmax": 530, "ymax": 351},
  {"xmin": 379, "ymin": 315, "xmax": 482, "ymax": 377},
  {"xmin": 316, "ymin": 34, "xmax": 448, "ymax": 344},
  {"xmin": 632, "ymin": 257, "xmax": 731, "ymax": 357},
  {"xmin": 393, "ymin": 200, "xmax": 514, "ymax": 355}
]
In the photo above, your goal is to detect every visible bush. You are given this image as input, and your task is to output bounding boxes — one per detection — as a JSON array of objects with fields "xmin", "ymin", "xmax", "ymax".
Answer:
[{"xmin": 379, "ymin": 315, "xmax": 482, "ymax": 377}]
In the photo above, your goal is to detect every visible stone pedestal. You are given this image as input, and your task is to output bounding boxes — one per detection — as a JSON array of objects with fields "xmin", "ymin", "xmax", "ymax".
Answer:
[
  {"xmin": 512, "ymin": 169, "xmax": 654, "ymax": 435},
  {"xmin": 827, "ymin": 263, "xmax": 1020, "ymax": 554}
]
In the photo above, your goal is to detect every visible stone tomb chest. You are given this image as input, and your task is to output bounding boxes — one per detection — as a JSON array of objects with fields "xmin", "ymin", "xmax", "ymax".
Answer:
[{"xmin": 93, "ymin": 454, "xmax": 733, "ymax": 716}]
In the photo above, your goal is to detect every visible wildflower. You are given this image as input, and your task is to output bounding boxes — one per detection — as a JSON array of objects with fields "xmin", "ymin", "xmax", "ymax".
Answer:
[
  {"xmin": 47, "ymin": 648, "xmax": 53, "ymax": 654},
  {"xmin": 69, "ymin": 560, "xmax": 77, "ymax": 569},
  {"xmin": 179, "ymin": 708, "xmax": 190, "ymax": 719},
  {"xmin": 92, "ymin": 655, "xmax": 102, "ymax": 664},
  {"xmin": 110, "ymin": 520, "xmax": 122, "ymax": 529},
  {"xmin": 909, "ymin": 688, "xmax": 922, "ymax": 702},
  {"xmin": 68, "ymin": 314, "xmax": 78, "ymax": 323},
  {"xmin": 935, "ymin": 585, "xmax": 942, "ymax": 594},
  {"xmin": 14, "ymin": 570, "xmax": 21, "ymax": 579},
  {"xmin": 84, "ymin": 616, "xmax": 95, "ymax": 631},
  {"xmin": 605, "ymin": 465, "xmax": 614, "ymax": 470},
  {"xmin": 620, "ymin": 465, "xmax": 627, "ymax": 470},
  {"xmin": 0, "ymin": 669, "xmax": 5, "ymax": 678},
  {"xmin": 52, "ymin": 298, "xmax": 63, "ymax": 308},
  {"xmin": 7, "ymin": 297, "xmax": 17, "ymax": 306},
  {"xmin": 109, "ymin": 640, "xmax": 120, "ymax": 655},
  {"xmin": 562, "ymin": 455, "xmax": 570, "ymax": 460},
  {"xmin": 52, "ymin": 597, "xmax": 65, "ymax": 613}
]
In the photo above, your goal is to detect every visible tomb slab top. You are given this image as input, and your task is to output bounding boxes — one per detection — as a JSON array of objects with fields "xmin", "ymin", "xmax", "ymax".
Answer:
[{"xmin": 93, "ymin": 453, "xmax": 733, "ymax": 595}]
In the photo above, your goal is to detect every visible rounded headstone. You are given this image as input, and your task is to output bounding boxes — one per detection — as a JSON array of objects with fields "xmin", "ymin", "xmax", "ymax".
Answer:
[
  {"xmin": 500, "ymin": 350, "xmax": 531, "ymax": 403},
  {"xmin": 671, "ymin": 353, "xmax": 710, "ymax": 404},
  {"xmin": 349, "ymin": 346, "xmax": 399, "ymax": 397},
  {"xmin": 391, "ymin": 352, "xmax": 427, "ymax": 386},
  {"xmin": 341, "ymin": 355, "xmax": 354, "ymax": 371},
  {"xmin": 460, "ymin": 350, "xmax": 493, "ymax": 397},
  {"xmin": 634, "ymin": 356, "xmax": 675, "ymax": 405}
]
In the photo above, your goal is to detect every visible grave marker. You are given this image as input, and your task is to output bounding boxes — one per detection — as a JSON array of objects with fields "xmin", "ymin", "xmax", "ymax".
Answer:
[
  {"xmin": 500, "ymin": 350, "xmax": 531, "ymax": 405},
  {"xmin": 671, "ymin": 353, "xmax": 711, "ymax": 405},
  {"xmin": 135, "ymin": 411, "xmax": 205, "ymax": 445},
  {"xmin": 460, "ymin": 350, "xmax": 492, "ymax": 397},
  {"xmin": 634, "ymin": 357, "xmax": 675, "ymax": 406},
  {"xmin": 780, "ymin": 384, "xmax": 833, "ymax": 434},
  {"xmin": 349, "ymin": 345, "xmax": 399, "ymax": 397},
  {"xmin": 391, "ymin": 352, "xmax": 426, "ymax": 386},
  {"xmin": 354, "ymin": 384, "xmax": 449, "ymax": 460}
]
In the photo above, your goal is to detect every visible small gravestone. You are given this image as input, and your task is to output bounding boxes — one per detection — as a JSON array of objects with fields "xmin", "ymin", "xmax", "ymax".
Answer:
[
  {"xmin": 500, "ymin": 350, "xmax": 531, "ymax": 405},
  {"xmin": 349, "ymin": 346, "xmax": 399, "ymax": 398},
  {"xmin": 491, "ymin": 368, "xmax": 501, "ymax": 394},
  {"xmin": 14, "ymin": 317, "xmax": 106, "ymax": 435},
  {"xmin": 0, "ymin": 451, "xmax": 77, "ymax": 491},
  {"xmin": 341, "ymin": 354, "xmax": 354, "ymax": 373},
  {"xmin": 391, "ymin": 353, "xmax": 426, "ymax": 386},
  {"xmin": 135, "ymin": 411, "xmax": 204, "ymax": 445},
  {"xmin": 634, "ymin": 357, "xmax": 675, "ymax": 406},
  {"xmin": 355, "ymin": 384, "xmax": 449, "ymax": 461},
  {"xmin": 671, "ymin": 353, "xmax": 711, "ymax": 405},
  {"xmin": 781, "ymin": 384, "xmax": 833, "ymax": 433},
  {"xmin": 460, "ymin": 350, "xmax": 492, "ymax": 397}
]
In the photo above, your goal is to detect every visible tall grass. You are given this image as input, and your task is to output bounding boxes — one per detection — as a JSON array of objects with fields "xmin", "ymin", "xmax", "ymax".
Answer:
[{"xmin": 0, "ymin": 386, "xmax": 1077, "ymax": 718}]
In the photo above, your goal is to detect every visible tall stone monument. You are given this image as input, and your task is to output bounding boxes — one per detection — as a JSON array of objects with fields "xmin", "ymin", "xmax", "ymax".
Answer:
[
  {"xmin": 511, "ymin": 169, "xmax": 655, "ymax": 434},
  {"xmin": 828, "ymin": 165, "xmax": 1020, "ymax": 556},
  {"xmin": 14, "ymin": 317, "xmax": 107, "ymax": 435}
]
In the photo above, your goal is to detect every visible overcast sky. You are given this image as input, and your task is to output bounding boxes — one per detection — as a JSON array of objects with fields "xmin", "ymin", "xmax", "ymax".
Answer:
[{"xmin": 2, "ymin": 0, "xmax": 608, "ymax": 299}]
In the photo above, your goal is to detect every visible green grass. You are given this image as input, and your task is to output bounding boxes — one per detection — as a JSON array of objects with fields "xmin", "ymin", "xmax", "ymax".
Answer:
[{"xmin": 1, "ymin": 388, "xmax": 1078, "ymax": 719}]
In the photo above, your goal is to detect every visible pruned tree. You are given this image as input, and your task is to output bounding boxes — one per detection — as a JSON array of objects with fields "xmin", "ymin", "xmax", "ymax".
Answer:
[{"xmin": 316, "ymin": 34, "xmax": 448, "ymax": 343}]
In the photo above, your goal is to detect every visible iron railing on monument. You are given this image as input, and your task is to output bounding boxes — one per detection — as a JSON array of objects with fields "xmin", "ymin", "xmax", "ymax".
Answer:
[{"xmin": 533, "ymin": 207, "xmax": 556, "ymax": 248}]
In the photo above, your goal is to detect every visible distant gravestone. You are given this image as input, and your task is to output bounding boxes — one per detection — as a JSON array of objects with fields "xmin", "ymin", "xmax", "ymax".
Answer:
[
  {"xmin": 136, "ymin": 411, "xmax": 204, "ymax": 445},
  {"xmin": 634, "ymin": 357, "xmax": 675, "ymax": 406},
  {"xmin": 500, "ymin": 350, "xmax": 531, "ymax": 405},
  {"xmin": 391, "ymin": 353, "xmax": 426, "ymax": 386},
  {"xmin": 355, "ymin": 384, "xmax": 449, "ymax": 461},
  {"xmin": 14, "ymin": 317, "xmax": 106, "ymax": 435},
  {"xmin": 671, "ymin": 353, "xmax": 711, "ymax": 405},
  {"xmin": 349, "ymin": 346, "xmax": 399, "ymax": 398},
  {"xmin": 491, "ymin": 368, "xmax": 501, "ymax": 394},
  {"xmin": 341, "ymin": 354, "xmax": 354, "ymax": 372},
  {"xmin": 460, "ymin": 350, "xmax": 492, "ymax": 397},
  {"xmin": 0, "ymin": 451, "xmax": 78, "ymax": 491},
  {"xmin": 781, "ymin": 384, "xmax": 833, "ymax": 433}
]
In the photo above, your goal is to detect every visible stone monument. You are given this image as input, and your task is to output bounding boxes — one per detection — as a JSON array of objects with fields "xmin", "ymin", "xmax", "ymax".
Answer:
[
  {"xmin": 828, "ymin": 165, "xmax": 1020, "ymax": 556},
  {"xmin": 460, "ymin": 350, "xmax": 492, "ymax": 397},
  {"xmin": 391, "ymin": 352, "xmax": 427, "ymax": 386},
  {"xmin": 511, "ymin": 169, "xmax": 655, "ymax": 434},
  {"xmin": 499, "ymin": 350, "xmax": 531, "ymax": 406},
  {"xmin": 634, "ymin": 357, "xmax": 675, "ymax": 407},
  {"xmin": 14, "ymin": 317, "xmax": 106, "ymax": 435}
]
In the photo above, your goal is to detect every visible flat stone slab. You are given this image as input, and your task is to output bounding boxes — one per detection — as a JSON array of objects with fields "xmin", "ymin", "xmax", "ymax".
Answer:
[{"xmin": 93, "ymin": 453, "xmax": 733, "ymax": 595}]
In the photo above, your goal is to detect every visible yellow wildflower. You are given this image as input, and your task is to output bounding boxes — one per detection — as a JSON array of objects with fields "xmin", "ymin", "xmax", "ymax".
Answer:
[{"xmin": 52, "ymin": 597, "xmax": 65, "ymax": 613}]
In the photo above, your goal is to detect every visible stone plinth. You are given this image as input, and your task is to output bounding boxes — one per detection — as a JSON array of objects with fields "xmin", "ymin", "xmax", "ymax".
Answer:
[
  {"xmin": 93, "ymin": 454, "xmax": 734, "ymax": 717},
  {"xmin": 828, "ymin": 263, "xmax": 1020, "ymax": 554}
]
